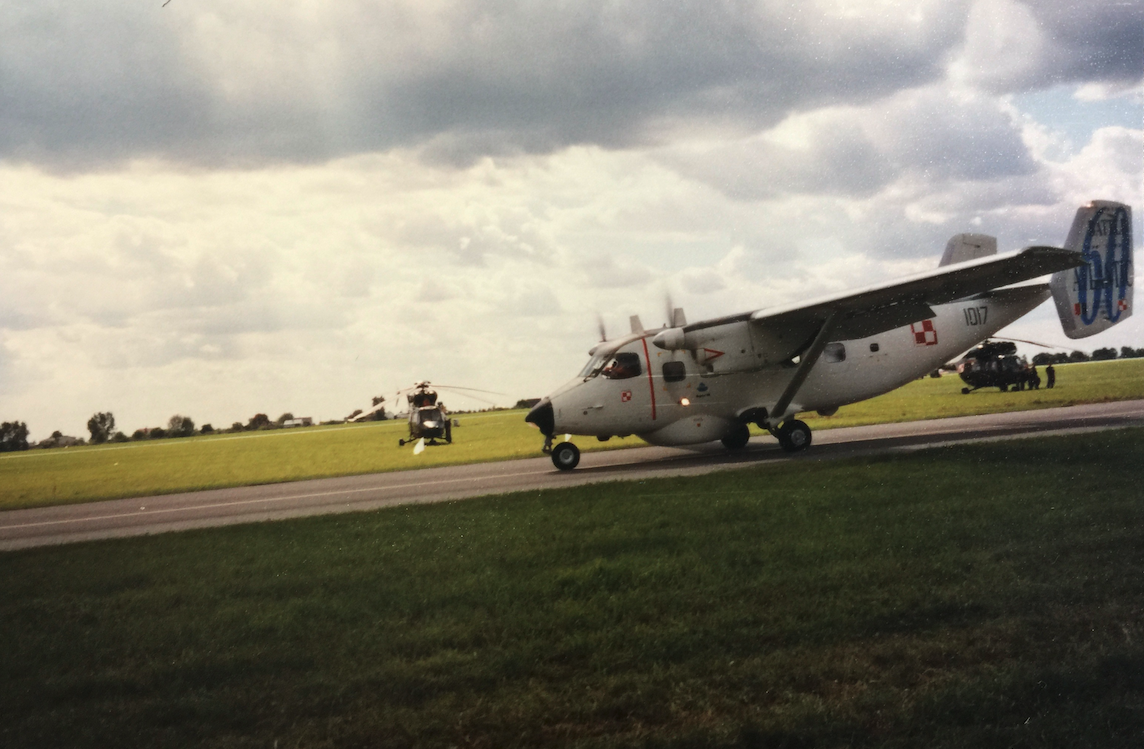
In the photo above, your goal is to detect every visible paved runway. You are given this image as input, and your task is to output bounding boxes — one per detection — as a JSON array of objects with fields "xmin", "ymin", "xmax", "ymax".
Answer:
[{"xmin": 3, "ymin": 400, "xmax": 1143, "ymax": 550}]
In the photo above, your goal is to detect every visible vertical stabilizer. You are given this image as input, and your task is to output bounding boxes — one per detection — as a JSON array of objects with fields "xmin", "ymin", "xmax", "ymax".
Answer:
[
  {"xmin": 1051, "ymin": 201, "xmax": 1133, "ymax": 339},
  {"xmin": 940, "ymin": 233, "xmax": 996, "ymax": 266}
]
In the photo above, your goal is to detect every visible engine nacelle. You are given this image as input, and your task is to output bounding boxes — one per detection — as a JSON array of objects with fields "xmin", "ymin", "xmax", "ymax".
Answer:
[{"xmin": 652, "ymin": 327, "xmax": 687, "ymax": 350}]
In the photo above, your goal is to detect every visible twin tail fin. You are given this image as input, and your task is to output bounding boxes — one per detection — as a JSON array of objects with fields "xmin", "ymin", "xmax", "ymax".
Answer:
[{"xmin": 1050, "ymin": 201, "xmax": 1133, "ymax": 339}]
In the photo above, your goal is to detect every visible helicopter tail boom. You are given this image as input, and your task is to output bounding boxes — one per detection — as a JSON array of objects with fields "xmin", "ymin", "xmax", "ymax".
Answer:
[{"xmin": 1050, "ymin": 201, "xmax": 1133, "ymax": 339}]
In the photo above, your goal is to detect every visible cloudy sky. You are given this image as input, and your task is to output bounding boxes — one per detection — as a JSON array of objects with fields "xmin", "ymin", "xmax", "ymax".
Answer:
[{"xmin": 2, "ymin": 0, "xmax": 1141, "ymax": 440}]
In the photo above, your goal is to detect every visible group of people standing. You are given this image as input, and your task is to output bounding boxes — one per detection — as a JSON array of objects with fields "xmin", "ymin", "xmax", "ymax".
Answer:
[{"xmin": 1016, "ymin": 363, "xmax": 1056, "ymax": 391}]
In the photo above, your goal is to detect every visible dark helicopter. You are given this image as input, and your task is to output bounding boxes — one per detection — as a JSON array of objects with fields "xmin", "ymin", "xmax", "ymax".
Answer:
[
  {"xmin": 396, "ymin": 382, "xmax": 504, "ymax": 452},
  {"xmin": 400, "ymin": 382, "xmax": 451, "ymax": 448},
  {"xmin": 954, "ymin": 340, "xmax": 1042, "ymax": 394}
]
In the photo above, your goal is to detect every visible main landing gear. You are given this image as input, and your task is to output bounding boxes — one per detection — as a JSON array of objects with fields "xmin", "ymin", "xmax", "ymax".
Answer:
[
  {"xmin": 774, "ymin": 419, "xmax": 812, "ymax": 453},
  {"xmin": 723, "ymin": 417, "xmax": 813, "ymax": 453}
]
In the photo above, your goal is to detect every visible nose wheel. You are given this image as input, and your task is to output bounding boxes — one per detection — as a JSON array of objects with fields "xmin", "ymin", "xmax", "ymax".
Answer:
[{"xmin": 550, "ymin": 441, "xmax": 580, "ymax": 470}]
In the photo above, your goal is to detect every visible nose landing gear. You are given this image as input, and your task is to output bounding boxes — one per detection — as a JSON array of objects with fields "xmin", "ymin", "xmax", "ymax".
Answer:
[{"xmin": 550, "ymin": 441, "xmax": 580, "ymax": 470}]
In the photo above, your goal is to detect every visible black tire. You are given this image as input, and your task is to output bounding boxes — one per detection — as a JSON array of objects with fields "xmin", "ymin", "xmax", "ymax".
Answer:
[
  {"xmin": 399, "ymin": 439, "xmax": 406, "ymax": 446},
  {"xmin": 961, "ymin": 387, "xmax": 970, "ymax": 395},
  {"xmin": 778, "ymin": 420, "xmax": 812, "ymax": 453},
  {"xmin": 721, "ymin": 423, "xmax": 751, "ymax": 450},
  {"xmin": 551, "ymin": 441, "xmax": 580, "ymax": 471}
]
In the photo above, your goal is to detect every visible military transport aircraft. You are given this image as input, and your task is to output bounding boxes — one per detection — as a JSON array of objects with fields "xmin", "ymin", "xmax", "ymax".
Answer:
[{"xmin": 526, "ymin": 201, "xmax": 1134, "ymax": 469}]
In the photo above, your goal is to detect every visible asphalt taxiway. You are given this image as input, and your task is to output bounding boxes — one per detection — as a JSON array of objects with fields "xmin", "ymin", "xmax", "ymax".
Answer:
[{"xmin": 3, "ymin": 400, "xmax": 1143, "ymax": 550}]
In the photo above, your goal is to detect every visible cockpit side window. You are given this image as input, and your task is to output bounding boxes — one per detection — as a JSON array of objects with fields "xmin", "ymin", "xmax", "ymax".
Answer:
[
  {"xmin": 602, "ymin": 352, "xmax": 642, "ymax": 380},
  {"xmin": 662, "ymin": 360, "xmax": 686, "ymax": 383}
]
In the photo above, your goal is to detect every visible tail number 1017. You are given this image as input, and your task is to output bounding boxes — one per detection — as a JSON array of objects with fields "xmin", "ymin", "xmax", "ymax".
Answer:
[{"xmin": 963, "ymin": 306, "xmax": 988, "ymax": 326}]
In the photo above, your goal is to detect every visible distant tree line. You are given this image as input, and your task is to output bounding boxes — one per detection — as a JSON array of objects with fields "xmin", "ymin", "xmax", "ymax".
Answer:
[
  {"xmin": 1, "ymin": 410, "xmax": 323, "ymax": 453},
  {"xmin": 1032, "ymin": 346, "xmax": 1144, "ymax": 366}
]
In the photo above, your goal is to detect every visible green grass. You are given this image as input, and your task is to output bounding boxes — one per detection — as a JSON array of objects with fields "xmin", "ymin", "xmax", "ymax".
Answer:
[
  {"xmin": 2, "ymin": 359, "xmax": 1142, "ymax": 511},
  {"xmin": 2, "ymin": 430, "xmax": 1143, "ymax": 747}
]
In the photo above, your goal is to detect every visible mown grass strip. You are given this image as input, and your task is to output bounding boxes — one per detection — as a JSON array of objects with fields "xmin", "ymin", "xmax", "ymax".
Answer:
[
  {"xmin": 3, "ymin": 359, "xmax": 1142, "ymax": 510},
  {"xmin": 1, "ymin": 429, "xmax": 1142, "ymax": 747}
]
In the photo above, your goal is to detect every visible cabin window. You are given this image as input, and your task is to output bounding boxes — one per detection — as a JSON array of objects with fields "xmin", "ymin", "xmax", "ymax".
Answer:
[
  {"xmin": 603, "ymin": 352, "xmax": 642, "ymax": 380},
  {"xmin": 869, "ymin": 343, "xmax": 880, "ymax": 353},
  {"xmin": 662, "ymin": 360, "xmax": 687, "ymax": 383},
  {"xmin": 824, "ymin": 342, "xmax": 846, "ymax": 363}
]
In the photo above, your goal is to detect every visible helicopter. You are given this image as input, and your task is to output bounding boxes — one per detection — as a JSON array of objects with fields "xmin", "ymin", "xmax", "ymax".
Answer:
[
  {"xmin": 954, "ymin": 340, "xmax": 1035, "ymax": 393},
  {"xmin": 525, "ymin": 200, "xmax": 1133, "ymax": 470},
  {"xmin": 395, "ymin": 382, "xmax": 505, "ymax": 450},
  {"xmin": 399, "ymin": 382, "xmax": 451, "ymax": 447}
]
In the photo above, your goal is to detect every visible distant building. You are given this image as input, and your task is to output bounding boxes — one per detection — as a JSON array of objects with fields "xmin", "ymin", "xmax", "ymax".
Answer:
[{"xmin": 282, "ymin": 417, "xmax": 313, "ymax": 428}]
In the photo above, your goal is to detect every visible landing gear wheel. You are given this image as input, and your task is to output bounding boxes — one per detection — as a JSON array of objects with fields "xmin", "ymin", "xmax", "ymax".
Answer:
[
  {"xmin": 721, "ymin": 423, "xmax": 751, "ymax": 450},
  {"xmin": 777, "ymin": 420, "xmax": 812, "ymax": 453},
  {"xmin": 961, "ymin": 387, "xmax": 970, "ymax": 395},
  {"xmin": 551, "ymin": 442, "xmax": 580, "ymax": 471},
  {"xmin": 399, "ymin": 439, "xmax": 406, "ymax": 446}
]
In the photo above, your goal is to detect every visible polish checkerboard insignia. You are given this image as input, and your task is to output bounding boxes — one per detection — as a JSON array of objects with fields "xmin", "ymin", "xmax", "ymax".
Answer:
[{"xmin": 911, "ymin": 319, "xmax": 938, "ymax": 346}]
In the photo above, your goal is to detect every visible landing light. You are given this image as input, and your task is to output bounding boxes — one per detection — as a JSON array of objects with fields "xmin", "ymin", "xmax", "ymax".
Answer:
[{"xmin": 679, "ymin": 397, "xmax": 691, "ymax": 406}]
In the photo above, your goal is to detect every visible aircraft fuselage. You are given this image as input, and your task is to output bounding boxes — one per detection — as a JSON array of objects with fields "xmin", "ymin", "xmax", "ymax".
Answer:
[{"xmin": 535, "ymin": 285, "xmax": 1048, "ymax": 447}]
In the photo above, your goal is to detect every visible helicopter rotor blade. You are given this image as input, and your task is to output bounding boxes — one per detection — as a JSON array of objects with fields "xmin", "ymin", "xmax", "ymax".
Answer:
[
  {"xmin": 430, "ymin": 384, "xmax": 507, "ymax": 396},
  {"xmin": 596, "ymin": 312, "xmax": 607, "ymax": 342},
  {"xmin": 989, "ymin": 336, "xmax": 1074, "ymax": 351}
]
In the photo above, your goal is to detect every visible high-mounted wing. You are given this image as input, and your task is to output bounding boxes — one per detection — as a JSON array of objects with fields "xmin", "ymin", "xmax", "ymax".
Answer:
[{"xmin": 747, "ymin": 245, "xmax": 1082, "ymax": 341}]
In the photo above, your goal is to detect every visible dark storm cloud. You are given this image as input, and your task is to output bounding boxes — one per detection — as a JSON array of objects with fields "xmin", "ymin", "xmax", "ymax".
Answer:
[
  {"xmin": 1016, "ymin": 3, "xmax": 1144, "ymax": 90},
  {"xmin": 2, "ymin": 1, "xmax": 1138, "ymax": 172},
  {"xmin": 0, "ymin": 0, "xmax": 965, "ymax": 170}
]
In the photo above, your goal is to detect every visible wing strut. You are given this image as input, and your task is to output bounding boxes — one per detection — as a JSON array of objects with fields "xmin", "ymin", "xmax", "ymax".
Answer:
[{"xmin": 765, "ymin": 311, "xmax": 840, "ymax": 430}]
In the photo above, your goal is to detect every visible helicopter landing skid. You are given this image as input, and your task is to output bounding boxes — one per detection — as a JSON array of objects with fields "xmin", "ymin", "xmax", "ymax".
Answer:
[{"xmin": 399, "ymin": 437, "xmax": 449, "ymax": 447}]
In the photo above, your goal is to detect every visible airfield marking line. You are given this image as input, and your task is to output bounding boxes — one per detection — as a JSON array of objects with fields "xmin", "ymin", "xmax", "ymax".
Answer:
[{"xmin": 0, "ymin": 467, "xmax": 556, "ymax": 531}]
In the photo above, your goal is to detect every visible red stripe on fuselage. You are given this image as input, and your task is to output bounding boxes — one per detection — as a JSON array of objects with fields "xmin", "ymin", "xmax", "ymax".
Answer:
[{"xmin": 641, "ymin": 337, "xmax": 657, "ymax": 421}]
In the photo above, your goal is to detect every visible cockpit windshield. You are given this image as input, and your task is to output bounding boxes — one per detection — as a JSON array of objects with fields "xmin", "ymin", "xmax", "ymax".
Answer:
[
  {"xmin": 578, "ymin": 350, "xmax": 642, "ymax": 380},
  {"xmin": 577, "ymin": 352, "xmax": 611, "ymax": 380}
]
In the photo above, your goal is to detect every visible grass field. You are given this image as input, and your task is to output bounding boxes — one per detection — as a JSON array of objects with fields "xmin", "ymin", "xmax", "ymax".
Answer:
[
  {"xmin": 2, "ymin": 358, "xmax": 1143, "ymax": 511},
  {"xmin": 1, "ymin": 429, "xmax": 1142, "ymax": 747}
]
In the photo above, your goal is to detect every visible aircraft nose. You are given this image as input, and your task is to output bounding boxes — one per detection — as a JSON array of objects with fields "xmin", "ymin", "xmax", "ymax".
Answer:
[{"xmin": 525, "ymin": 398, "xmax": 555, "ymax": 436}]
